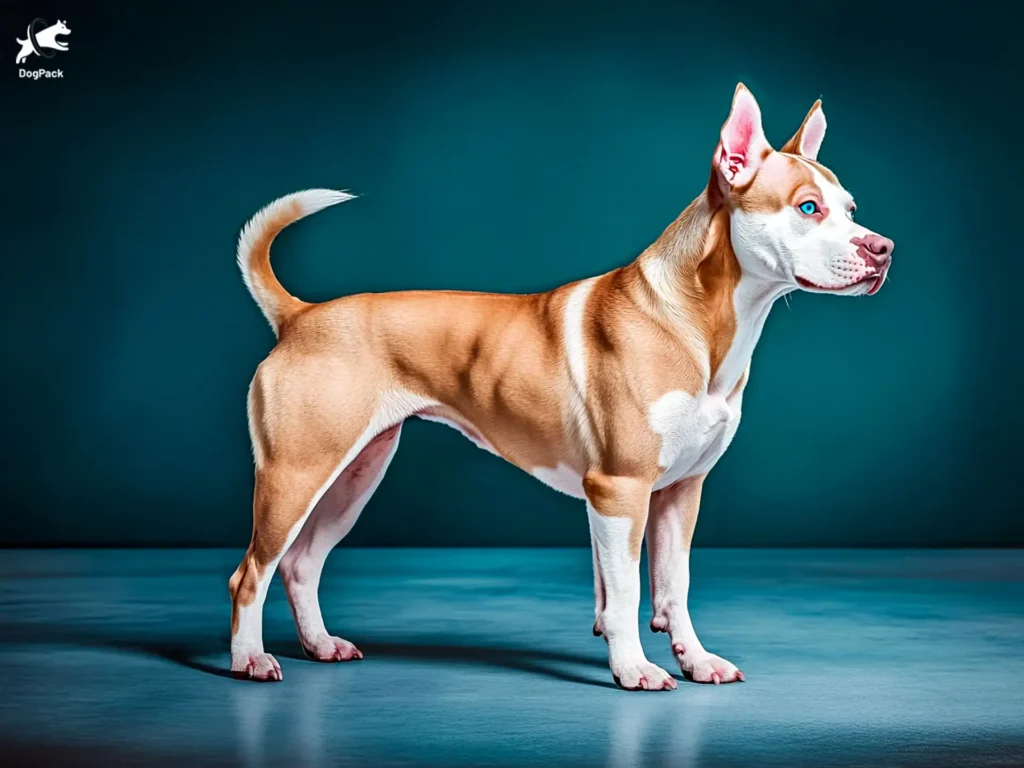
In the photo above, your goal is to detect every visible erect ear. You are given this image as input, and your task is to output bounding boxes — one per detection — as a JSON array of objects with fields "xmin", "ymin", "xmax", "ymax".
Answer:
[
  {"xmin": 781, "ymin": 100, "xmax": 826, "ymax": 160},
  {"xmin": 715, "ymin": 83, "xmax": 771, "ymax": 189}
]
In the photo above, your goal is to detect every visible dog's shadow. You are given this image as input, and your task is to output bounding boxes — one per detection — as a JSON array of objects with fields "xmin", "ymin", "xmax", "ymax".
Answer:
[
  {"xmin": 275, "ymin": 639, "xmax": 618, "ymax": 689},
  {"xmin": 0, "ymin": 625, "xmax": 618, "ymax": 689}
]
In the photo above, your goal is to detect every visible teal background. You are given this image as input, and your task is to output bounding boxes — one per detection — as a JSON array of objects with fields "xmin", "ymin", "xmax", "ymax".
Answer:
[{"xmin": 2, "ymin": 0, "xmax": 1019, "ymax": 546}]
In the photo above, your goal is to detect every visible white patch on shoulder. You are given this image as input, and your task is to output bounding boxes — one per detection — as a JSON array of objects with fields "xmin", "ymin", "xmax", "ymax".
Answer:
[
  {"xmin": 563, "ymin": 277, "xmax": 598, "ymax": 460},
  {"xmin": 532, "ymin": 463, "xmax": 586, "ymax": 499},
  {"xmin": 564, "ymin": 278, "xmax": 596, "ymax": 396}
]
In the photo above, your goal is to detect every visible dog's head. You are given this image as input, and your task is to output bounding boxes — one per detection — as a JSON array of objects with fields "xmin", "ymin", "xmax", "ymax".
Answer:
[
  {"xmin": 710, "ymin": 84, "xmax": 892, "ymax": 296},
  {"xmin": 52, "ymin": 20, "xmax": 71, "ymax": 37}
]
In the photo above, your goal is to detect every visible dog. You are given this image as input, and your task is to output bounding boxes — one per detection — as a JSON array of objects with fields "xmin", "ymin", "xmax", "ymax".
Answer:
[
  {"xmin": 15, "ymin": 20, "xmax": 70, "ymax": 65},
  {"xmin": 229, "ymin": 84, "xmax": 893, "ymax": 688}
]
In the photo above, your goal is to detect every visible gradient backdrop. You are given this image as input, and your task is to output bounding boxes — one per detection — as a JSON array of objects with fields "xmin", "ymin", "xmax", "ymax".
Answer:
[{"xmin": 2, "ymin": 1, "xmax": 1019, "ymax": 547}]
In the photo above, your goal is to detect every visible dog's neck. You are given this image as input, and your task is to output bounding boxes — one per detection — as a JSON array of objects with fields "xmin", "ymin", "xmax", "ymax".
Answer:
[{"xmin": 635, "ymin": 189, "xmax": 790, "ymax": 395}]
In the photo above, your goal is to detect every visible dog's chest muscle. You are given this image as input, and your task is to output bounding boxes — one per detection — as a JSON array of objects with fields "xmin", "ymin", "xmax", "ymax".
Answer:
[{"xmin": 650, "ymin": 389, "xmax": 742, "ymax": 489}]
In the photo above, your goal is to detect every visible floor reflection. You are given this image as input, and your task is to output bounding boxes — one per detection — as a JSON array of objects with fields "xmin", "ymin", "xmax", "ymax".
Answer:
[{"xmin": 1, "ymin": 548, "xmax": 1022, "ymax": 766}]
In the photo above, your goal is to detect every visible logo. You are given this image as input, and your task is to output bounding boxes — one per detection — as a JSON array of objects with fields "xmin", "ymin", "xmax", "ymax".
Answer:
[{"xmin": 16, "ymin": 18, "xmax": 70, "ymax": 79}]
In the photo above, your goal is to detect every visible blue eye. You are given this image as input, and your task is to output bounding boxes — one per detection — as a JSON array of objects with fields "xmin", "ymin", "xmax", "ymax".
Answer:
[{"xmin": 799, "ymin": 201, "xmax": 819, "ymax": 215}]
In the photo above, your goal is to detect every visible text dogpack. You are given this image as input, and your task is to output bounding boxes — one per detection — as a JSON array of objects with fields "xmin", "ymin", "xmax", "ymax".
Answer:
[{"xmin": 19, "ymin": 68, "xmax": 63, "ymax": 79}]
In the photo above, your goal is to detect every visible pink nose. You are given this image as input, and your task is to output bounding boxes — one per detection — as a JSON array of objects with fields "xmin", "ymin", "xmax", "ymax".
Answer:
[{"xmin": 852, "ymin": 234, "xmax": 894, "ymax": 269}]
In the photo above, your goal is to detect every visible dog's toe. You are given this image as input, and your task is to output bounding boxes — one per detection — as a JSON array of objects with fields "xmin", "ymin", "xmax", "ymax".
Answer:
[
  {"xmin": 612, "ymin": 660, "xmax": 676, "ymax": 691},
  {"xmin": 677, "ymin": 651, "xmax": 744, "ymax": 684},
  {"xmin": 232, "ymin": 652, "xmax": 282, "ymax": 682},
  {"xmin": 304, "ymin": 635, "xmax": 363, "ymax": 663}
]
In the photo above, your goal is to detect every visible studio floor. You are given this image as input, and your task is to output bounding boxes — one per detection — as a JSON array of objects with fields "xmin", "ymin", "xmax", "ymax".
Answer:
[{"xmin": 1, "ymin": 549, "xmax": 1022, "ymax": 767}]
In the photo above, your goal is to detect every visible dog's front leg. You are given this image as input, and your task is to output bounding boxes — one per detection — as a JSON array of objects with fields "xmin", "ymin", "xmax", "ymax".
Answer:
[
  {"xmin": 585, "ymin": 472, "xmax": 676, "ymax": 691},
  {"xmin": 647, "ymin": 475, "xmax": 744, "ymax": 684}
]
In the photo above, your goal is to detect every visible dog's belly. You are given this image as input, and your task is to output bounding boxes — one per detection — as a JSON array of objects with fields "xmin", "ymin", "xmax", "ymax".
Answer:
[
  {"xmin": 414, "ymin": 407, "xmax": 504, "ymax": 459},
  {"xmin": 414, "ymin": 406, "xmax": 589, "ymax": 498},
  {"xmin": 414, "ymin": 393, "xmax": 741, "ymax": 498}
]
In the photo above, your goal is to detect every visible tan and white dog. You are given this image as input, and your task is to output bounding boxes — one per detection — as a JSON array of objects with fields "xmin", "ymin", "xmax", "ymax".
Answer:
[{"xmin": 229, "ymin": 84, "xmax": 893, "ymax": 689}]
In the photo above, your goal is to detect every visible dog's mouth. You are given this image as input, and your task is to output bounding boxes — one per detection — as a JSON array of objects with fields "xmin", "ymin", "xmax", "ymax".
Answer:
[
  {"xmin": 865, "ymin": 270, "xmax": 886, "ymax": 295},
  {"xmin": 797, "ymin": 269, "xmax": 886, "ymax": 295}
]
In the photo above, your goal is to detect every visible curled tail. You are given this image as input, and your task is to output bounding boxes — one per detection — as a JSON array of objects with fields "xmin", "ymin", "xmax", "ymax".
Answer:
[{"xmin": 236, "ymin": 188, "xmax": 354, "ymax": 335}]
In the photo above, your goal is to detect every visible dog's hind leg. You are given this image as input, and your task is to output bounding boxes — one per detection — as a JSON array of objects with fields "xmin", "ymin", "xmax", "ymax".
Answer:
[
  {"xmin": 229, "ymin": 453, "xmax": 349, "ymax": 681},
  {"xmin": 279, "ymin": 423, "xmax": 402, "ymax": 662},
  {"xmin": 229, "ymin": 368, "xmax": 425, "ymax": 681}
]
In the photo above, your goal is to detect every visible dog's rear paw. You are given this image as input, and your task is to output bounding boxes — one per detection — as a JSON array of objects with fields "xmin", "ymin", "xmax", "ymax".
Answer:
[
  {"xmin": 612, "ymin": 659, "xmax": 677, "ymax": 691},
  {"xmin": 303, "ymin": 635, "xmax": 363, "ymax": 663},
  {"xmin": 675, "ymin": 647, "xmax": 744, "ymax": 684},
  {"xmin": 232, "ymin": 652, "xmax": 282, "ymax": 682}
]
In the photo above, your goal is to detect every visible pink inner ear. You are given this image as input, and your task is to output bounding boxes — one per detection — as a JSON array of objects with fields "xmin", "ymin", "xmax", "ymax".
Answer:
[
  {"xmin": 801, "ymin": 110, "xmax": 826, "ymax": 159},
  {"xmin": 723, "ymin": 92, "xmax": 762, "ymax": 159},
  {"xmin": 729, "ymin": 117, "xmax": 753, "ymax": 155}
]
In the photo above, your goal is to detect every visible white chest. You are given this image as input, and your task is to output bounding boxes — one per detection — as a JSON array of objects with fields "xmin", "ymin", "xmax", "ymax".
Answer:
[{"xmin": 650, "ymin": 389, "xmax": 742, "ymax": 490}]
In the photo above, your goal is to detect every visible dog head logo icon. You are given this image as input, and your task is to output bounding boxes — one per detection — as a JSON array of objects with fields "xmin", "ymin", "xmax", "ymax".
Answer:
[{"xmin": 16, "ymin": 19, "xmax": 70, "ymax": 65}]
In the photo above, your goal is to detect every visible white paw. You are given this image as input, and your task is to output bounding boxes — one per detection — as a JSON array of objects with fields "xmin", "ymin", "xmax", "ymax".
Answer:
[
  {"xmin": 612, "ymin": 659, "xmax": 677, "ymax": 691},
  {"xmin": 302, "ymin": 635, "xmax": 363, "ymax": 663},
  {"xmin": 232, "ymin": 652, "xmax": 282, "ymax": 681},
  {"xmin": 673, "ymin": 644, "xmax": 744, "ymax": 684}
]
